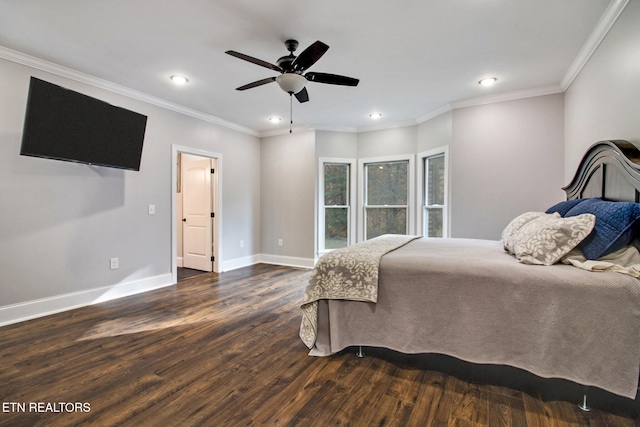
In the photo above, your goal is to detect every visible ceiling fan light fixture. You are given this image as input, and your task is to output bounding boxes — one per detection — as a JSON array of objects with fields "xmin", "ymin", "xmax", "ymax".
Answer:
[
  {"xmin": 276, "ymin": 73, "xmax": 307, "ymax": 94},
  {"xmin": 479, "ymin": 77, "xmax": 497, "ymax": 87}
]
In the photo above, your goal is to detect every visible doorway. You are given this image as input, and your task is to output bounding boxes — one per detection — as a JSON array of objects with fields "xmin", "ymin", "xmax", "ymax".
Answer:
[{"xmin": 171, "ymin": 145, "xmax": 222, "ymax": 284}]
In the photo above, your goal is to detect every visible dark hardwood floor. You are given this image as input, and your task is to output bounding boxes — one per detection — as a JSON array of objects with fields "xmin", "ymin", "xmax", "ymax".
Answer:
[
  {"xmin": 177, "ymin": 267, "xmax": 210, "ymax": 281},
  {"xmin": 1, "ymin": 264, "xmax": 638, "ymax": 426}
]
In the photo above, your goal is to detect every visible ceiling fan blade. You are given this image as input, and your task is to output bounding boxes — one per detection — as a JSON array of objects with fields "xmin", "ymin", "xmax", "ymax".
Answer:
[
  {"xmin": 305, "ymin": 72, "xmax": 359, "ymax": 86},
  {"xmin": 226, "ymin": 50, "xmax": 283, "ymax": 73},
  {"xmin": 294, "ymin": 87, "xmax": 309, "ymax": 103},
  {"xmin": 292, "ymin": 41, "xmax": 329, "ymax": 72},
  {"xmin": 235, "ymin": 77, "xmax": 276, "ymax": 91}
]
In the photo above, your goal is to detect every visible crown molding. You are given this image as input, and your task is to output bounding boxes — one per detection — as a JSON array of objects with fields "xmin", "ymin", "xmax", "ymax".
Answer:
[
  {"xmin": 413, "ymin": 85, "xmax": 563, "ymax": 125},
  {"xmin": 560, "ymin": 0, "xmax": 629, "ymax": 90},
  {"xmin": 450, "ymin": 85, "xmax": 564, "ymax": 110},
  {"xmin": 259, "ymin": 124, "xmax": 358, "ymax": 137},
  {"xmin": 357, "ymin": 119, "xmax": 420, "ymax": 133},
  {"xmin": 313, "ymin": 125, "xmax": 358, "ymax": 133},
  {"xmin": 258, "ymin": 124, "xmax": 317, "ymax": 138},
  {"xmin": 0, "ymin": 46, "xmax": 260, "ymax": 137},
  {"xmin": 415, "ymin": 104, "xmax": 453, "ymax": 124}
]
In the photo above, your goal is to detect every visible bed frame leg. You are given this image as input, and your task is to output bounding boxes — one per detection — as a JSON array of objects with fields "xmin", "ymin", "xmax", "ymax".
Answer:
[
  {"xmin": 356, "ymin": 346, "xmax": 365, "ymax": 358},
  {"xmin": 578, "ymin": 392, "xmax": 591, "ymax": 412}
]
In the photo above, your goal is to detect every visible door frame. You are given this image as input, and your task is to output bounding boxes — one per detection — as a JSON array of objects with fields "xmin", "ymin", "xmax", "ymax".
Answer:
[{"xmin": 171, "ymin": 145, "xmax": 222, "ymax": 283}]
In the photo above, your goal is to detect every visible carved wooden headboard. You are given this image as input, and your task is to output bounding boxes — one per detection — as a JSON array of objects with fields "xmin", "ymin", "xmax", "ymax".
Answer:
[{"xmin": 563, "ymin": 140, "xmax": 640, "ymax": 203}]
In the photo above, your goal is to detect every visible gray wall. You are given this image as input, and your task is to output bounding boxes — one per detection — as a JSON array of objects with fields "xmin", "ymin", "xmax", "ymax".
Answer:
[
  {"xmin": 564, "ymin": 0, "xmax": 640, "ymax": 181},
  {"xmin": 450, "ymin": 94, "xmax": 565, "ymax": 239},
  {"xmin": 260, "ymin": 130, "xmax": 316, "ymax": 263},
  {"xmin": 357, "ymin": 126, "xmax": 417, "ymax": 158},
  {"xmin": 417, "ymin": 111, "xmax": 452, "ymax": 152},
  {"xmin": 315, "ymin": 130, "xmax": 357, "ymax": 159},
  {"xmin": 0, "ymin": 58, "xmax": 261, "ymax": 311}
]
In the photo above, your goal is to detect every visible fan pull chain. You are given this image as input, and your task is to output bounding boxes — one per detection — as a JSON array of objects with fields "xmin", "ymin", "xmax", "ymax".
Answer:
[{"xmin": 289, "ymin": 93, "xmax": 293, "ymax": 133}]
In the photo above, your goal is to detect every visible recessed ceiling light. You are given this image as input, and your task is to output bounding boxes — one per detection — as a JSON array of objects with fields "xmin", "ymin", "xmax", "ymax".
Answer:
[
  {"xmin": 170, "ymin": 75, "xmax": 189, "ymax": 85},
  {"xmin": 269, "ymin": 117, "xmax": 282, "ymax": 123},
  {"xmin": 369, "ymin": 112, "xmax": 382, "ymax": 119},
  {"xmin": 479, "ymin": 77, "xmax": 497, "ymax": 87}
]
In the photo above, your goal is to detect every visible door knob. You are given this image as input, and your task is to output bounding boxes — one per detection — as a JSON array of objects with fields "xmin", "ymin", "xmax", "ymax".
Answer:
[{"xmin": 182, "ymin": 218, "xmax": 187, "ymax": 222}]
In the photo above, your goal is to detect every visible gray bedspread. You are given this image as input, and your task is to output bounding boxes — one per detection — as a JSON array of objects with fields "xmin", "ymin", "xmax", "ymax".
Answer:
[
  {"xmin": 309, "ymin": 237, "xmax": 640, "ymax": 399},
  {"xmin": 300, "ymin": 234, "xmax": 420, "ymax": 348}
]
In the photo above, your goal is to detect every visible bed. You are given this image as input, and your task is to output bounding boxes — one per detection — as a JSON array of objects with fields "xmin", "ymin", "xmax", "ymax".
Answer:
[{"xmin": 300, "ymin": 140, "xmax": 640, "ymax": 402}]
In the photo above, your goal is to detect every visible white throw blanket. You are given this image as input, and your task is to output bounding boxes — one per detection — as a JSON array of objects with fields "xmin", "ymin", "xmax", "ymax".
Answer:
[{"xmin": 562, "ymin": 245, "xmax": 640, "ymax": 277}]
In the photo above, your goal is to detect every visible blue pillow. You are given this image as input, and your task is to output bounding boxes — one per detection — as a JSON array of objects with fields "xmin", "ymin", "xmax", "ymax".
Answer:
[
  {"xmin": 565, "ymin": 198, "xmax": 640, "ymax": 259},
  {"xmin": 545, "ymin": 198, "xmax": 593, "ymax": 217}
]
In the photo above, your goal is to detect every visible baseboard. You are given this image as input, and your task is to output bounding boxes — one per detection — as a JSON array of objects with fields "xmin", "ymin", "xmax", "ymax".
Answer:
[
  {"xmin": 177, "ymin": 256, "xmax": 183, "ymax": 268},
  {"xmin": 220, "ymin": 254, "xmax": 261, "ymax": 272},
  {"xmin": 221, "ymin": 254, "xmax": 314, "ymax": 271},
  {"xmin": 0, "ymin": 273, "xmax": 174, "ymax": 327},
  {"xmin": 259, "ymin": 254, "xmax": 315, "ymax": 269}
]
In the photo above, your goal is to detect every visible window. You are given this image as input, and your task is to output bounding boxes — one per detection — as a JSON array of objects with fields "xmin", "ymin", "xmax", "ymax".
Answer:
[
  {"xmin": 363, "ymin": 159, "xmax": 410, "ymax": 240},
  {"xmin": 318, "ymin": 159, "xmax": 355, "ymax": 254},
  {"xmin": 419, "ymin": 147, "xmax": 448, "ymax": 237}
]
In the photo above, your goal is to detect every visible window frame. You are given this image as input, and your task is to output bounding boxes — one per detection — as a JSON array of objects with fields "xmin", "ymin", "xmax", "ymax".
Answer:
[
  {"xmin": 417, "ymin": 146, "xmax": 449, "ymax": 238},
  {"xmin": 358, "ymin": 154, "xmax": 415, "ymax": 242},
  {"xmin": 317, "ymin": 157, "xmax": 356, "ymax": 257}
]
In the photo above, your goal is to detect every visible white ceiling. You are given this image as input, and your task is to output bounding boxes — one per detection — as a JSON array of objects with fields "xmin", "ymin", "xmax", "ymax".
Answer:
[{"xmin": 0, "ymin": 0, "xmax": 619, "ymax": 136}]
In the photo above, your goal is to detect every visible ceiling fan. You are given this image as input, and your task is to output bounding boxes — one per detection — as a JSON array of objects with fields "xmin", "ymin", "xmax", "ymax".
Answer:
[{"xmin": 225, "ymin": 39, "xmax": 359, "ymax": 103}]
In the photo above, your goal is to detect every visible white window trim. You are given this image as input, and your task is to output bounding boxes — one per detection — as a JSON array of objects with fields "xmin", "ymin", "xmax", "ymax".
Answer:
[
  {"xmin": 417, "ymin": 145, "xmax": 450, "ymax": 238},
  {"xmin": 317, "ymin": 157, "xmax": 357, "ymax": 257},
  {"xmin": 357, "ymin": 154, "xmax": 415, "ymax": 242}
]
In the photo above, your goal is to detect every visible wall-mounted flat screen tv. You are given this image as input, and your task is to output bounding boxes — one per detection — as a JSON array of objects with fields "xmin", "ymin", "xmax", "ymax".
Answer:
[{"xmin": 20, "ymin": 77, "xmax": 147, "ymax": 171}]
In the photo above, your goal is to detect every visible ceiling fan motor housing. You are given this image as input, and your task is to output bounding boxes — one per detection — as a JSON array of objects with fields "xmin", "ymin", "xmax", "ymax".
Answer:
[
  {"xmin": 277, "ymin": 39, "xmax": 300, "ymax": 71},
  {"xmin": 276, "ymin": 54, "xmax": 296, "ymax": 71}
]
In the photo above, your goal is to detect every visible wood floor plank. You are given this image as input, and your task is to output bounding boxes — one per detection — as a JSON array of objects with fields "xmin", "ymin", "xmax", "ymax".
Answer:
[
  {"xmin": 405, "ymin": 370, "xmax": 447, "ymax": 426},
  {"xmin": 324, "ymin": 355, "xmax": 398, "ymax": 426},
  {"xmin": 488, "ymin": 390, "xmax": 528, "ymax": 427},
  {"xmin": 523, "ymin": 391, "xmax": 559, "ymax": 427},
  {"xmin": 248, "ymin": 354, "xmax": 336, "ymax": 426},
  {"xmin": 0, "ymin": 264, "xmax": 638, "ymax": 426},
  {"xmin": 450, "ymin": 382, "xmax": 488, "ymax": 427},
  {"xmin": 366, "ymin": 356, "xmax": 432, "ymax": 427},
  {"xmin": 280, "ymin": 357, "xmax": 375, "ymax": 424}
]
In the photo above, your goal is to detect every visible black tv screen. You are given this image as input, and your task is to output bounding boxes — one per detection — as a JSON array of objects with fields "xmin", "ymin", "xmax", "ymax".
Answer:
[{"xmin": 20, "ymin": 77, "xmax": 147, "ymax": 171}]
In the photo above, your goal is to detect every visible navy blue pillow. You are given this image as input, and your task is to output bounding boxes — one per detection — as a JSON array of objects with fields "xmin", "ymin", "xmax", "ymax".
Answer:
[
  {"xmin": 565, "ymin": 198, "xmax": 640, "ymax": 259},
  {"xmin": 545, "ymin": 198, "xmax": 593, "ymax": 217}
]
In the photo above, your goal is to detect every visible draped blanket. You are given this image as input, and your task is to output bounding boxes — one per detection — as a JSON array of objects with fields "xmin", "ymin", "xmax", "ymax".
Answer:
[{"xmin": 299, "ymin": 234, "xmax": 419, "ymax": 349}]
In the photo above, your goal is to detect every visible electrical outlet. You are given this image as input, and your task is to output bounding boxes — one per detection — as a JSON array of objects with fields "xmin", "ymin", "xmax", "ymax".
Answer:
[
  {"xmin": 110, "ymin": 257, "xmax": 119, "ymax": 270},
  {"xmin": 148, "ymin": 204, "xmax": 155, "ymax": 215},
  {"xmin": 240, "ymin": 240, "xmax": 244, "ymax": 248},
  {"xmin": 278, "ymin": 239, "xmax": 283, "ymax": 247}
]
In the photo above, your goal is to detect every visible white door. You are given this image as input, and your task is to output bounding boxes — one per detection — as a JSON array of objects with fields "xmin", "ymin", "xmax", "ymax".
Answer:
[{"xmin": 182, "ymin": 158, "xmax": 213, "ymax": 271}]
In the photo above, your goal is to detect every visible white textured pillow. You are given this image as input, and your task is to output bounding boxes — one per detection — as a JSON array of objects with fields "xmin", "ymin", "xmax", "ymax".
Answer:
[
  {"xmin": 502, "ymin": 212, "xmax": 558, "ymax": 253},
  {"xmin": 511, "ymin": 213, "xmax": 596, "ymax": 265}
]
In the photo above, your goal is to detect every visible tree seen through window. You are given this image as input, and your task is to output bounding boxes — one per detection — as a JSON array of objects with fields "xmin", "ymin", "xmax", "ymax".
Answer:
[
  {"xmin": 365, "ymin": 161, "xmax": 408, "ymax": 239},
  {"xmin": 323, "ymin": 163, "xmax": 349, "ymax": 249}
]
